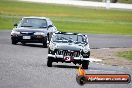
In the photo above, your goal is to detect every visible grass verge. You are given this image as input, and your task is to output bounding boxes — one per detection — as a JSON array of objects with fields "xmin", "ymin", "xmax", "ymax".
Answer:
[
  {"xmin": 118, "ymin": 51, "xmax": 132, "ymax": 60},
  {"xmin": 82, "ymin": 0, "xmax": 132, "ymax": 4},
  {"xmin": 0, "ymin": 0, "xmax": 132, "ymax": 35}
]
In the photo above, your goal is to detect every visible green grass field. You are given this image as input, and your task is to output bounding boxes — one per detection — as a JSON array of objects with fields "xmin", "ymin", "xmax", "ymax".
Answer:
[
  {"xmin": 119, "ymin": 0, "xmax": 132, "ymax": 3},
  {"xmin": 0, "ymin": 0, "xmax": 132, "ymax": 35},
  {"xmin": 82, "ymin": 0, "xmax": 132, "ymax": 3},
  {"xmin": 118, "ymin": 51, "xmax": 132, "ymax": 60}
]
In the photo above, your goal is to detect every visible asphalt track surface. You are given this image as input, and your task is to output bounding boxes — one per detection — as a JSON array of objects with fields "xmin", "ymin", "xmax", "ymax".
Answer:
[
  {"xmin": 0, "ymin": 30, "xmax": 132, "ymax": 88},
  {"xmin": 88, "ymin": 34, "xmax": 132, "ymax": 49}
]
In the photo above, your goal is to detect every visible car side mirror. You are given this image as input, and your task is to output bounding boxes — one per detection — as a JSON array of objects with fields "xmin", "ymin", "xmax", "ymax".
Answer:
[
  {"xmin": 14, "ymin": 23, "xmax": 17, "ymax": 26},
  {"xmin": 48, "ymin": 25, "xmax": 53, "ymax": 28}
]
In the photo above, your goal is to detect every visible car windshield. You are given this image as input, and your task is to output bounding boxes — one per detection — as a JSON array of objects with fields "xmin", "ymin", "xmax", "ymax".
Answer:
[
  {"xmin": 18, "ymin": 18, "xmax": 47, "ymax": 28},
  {"xmin": 52, "ymin": 34, "xmax": 85, "ymax": 43}
]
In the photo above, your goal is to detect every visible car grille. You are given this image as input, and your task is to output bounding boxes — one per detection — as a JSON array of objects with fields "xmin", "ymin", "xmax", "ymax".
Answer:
[
  {"xmin": 21, "ymin": 32, "xmax": 34, "ymax": 35},
  {"xmin": 55, "ymin": 50, "xmax": 80, "ymax": 57}
]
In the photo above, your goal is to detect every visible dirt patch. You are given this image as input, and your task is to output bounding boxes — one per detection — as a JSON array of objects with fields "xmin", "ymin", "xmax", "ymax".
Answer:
[{"xmin": 91, "ymin": 48, "xmax": 132, "ymax": 68}]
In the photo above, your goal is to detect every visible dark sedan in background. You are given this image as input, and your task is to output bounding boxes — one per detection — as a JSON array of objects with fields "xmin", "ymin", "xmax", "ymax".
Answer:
[{"xmin": 11, "ymin": 16, "xmax": 57, "ymax": 47}]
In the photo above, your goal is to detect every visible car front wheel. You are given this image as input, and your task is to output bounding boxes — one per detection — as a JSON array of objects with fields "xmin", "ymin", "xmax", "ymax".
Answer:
[
  {"xmin": 11, "ymin": 39, "xmax": 18, "ymax": 45},
  {"xmin": 21, "ymin": 42, "xmax": 26, "ymax": 45},
  {"xmin": 47, "ymin": 57, "xmax": 53, "ymax": 67},
  {"xmin": 82, "ymin": 61, "xmax": 89, "ymax": 69},
  {"xmin": 42, "ymin": 37, "xmax": 47, "ymax": 48}
]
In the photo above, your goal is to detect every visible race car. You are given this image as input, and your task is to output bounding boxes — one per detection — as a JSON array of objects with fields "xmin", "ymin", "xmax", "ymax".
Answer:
[
  {"xmin": 11, "ymin": 16, "xmax": 57, "ymax": 47},
  {"xmin": 47, "ymin": 32, "xmax": 90, "ymax": 69}
]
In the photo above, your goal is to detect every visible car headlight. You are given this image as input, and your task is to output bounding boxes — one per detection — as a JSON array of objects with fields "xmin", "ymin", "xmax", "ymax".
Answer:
[
  {"xmin": 49, "ymin": 43, "xmax": 56, "ymax": 51},
  {"xmin": 34, "ymin": 32, "xmax": 46, "ymax": 36},
  {"xmin": 83, "ymin": 45, "xmax": 90, "ymax": 53},
  {"xmin": 11, "ymin": 30, "xmax": 20, "ymax": 35}
]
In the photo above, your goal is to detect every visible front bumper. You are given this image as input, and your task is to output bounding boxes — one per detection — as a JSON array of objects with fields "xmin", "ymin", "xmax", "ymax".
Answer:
[
  {"xmin": 48, "ymin": 54, "xmax": 90, "ymax": 61},
  {"xmin": 11, "ymin": 35, "xmax": 47, "ymax": 43}
]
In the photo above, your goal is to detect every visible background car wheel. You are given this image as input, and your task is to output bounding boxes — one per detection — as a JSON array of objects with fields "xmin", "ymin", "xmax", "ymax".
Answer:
[
  {"xmin": 42, "ymin": 37, "xmax": 47, "ymax": 48},
  {"xmin": 82, "ymin": 61, "xmax": 89, "ymax": 69},
  {"xmin": 47, "ymin": 57, "xmax": 53, "ymax": 67},
  {"xmin": 43, "ymin": 42, "xmax": 47, "ymax": 48},
  {"xmin": 11, "ymin": 39, "xmax": 18, "ymax": 45},
  {"xmin": 21, "ymin": 42, "xmax": 26, "ymax": 45}
]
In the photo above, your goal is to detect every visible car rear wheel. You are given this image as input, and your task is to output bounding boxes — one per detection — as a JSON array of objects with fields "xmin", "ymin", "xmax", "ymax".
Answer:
[
  {"xmin": 82, "ymin": 61, "xmax": 89, "ymax": 69},
  {"xmin": 47, "ymin": 57, "xmax": 53, "ymax": 67}
]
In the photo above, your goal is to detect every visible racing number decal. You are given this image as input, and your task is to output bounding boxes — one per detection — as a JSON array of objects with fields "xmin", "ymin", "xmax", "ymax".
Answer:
[{"xmin": 64, "ymin": 56, "xmax": 71, "ymax": 61}]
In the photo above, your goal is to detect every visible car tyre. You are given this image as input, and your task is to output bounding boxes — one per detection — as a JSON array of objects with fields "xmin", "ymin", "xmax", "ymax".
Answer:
[
  {"xmin": 21, "ymin": 42, "xmax": 26, "ymax": 45},
  {"xmin": 43, "ymin": 37, "xmax": 47, "ymax": 48},
  {"xmin": 82, "ymin": 61, "xmax": 89, "ymax": 69},
  {"xmin": 11, "ymin": 39, "xmax": 18, "ymax": 45},
  {"xmin": 47, "ymin": 57, "xmax": 53, "ymax": 67}
]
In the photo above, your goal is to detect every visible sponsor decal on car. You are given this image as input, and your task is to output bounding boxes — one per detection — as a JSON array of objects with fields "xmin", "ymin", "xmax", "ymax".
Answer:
[{"xmin": 64, "ymin": 56, "xmax": 74, "ymax": 62}]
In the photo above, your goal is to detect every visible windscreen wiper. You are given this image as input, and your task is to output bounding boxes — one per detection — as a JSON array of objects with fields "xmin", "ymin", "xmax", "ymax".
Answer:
[
  {"xmin": 39, "ymin": 26, "xmax": 47, "ymax": 28},
  {"xmin": 21, "ymin": 25, "xmax": 33, "ymax": 27}
]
